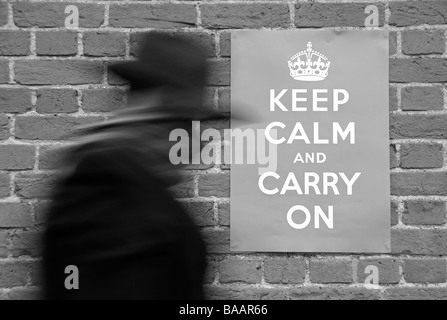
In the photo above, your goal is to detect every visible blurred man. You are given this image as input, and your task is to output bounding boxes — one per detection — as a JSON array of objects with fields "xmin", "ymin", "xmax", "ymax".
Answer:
[{"xmin": 43, "ymin": 33, "xmax": 225, "ymax": 299}]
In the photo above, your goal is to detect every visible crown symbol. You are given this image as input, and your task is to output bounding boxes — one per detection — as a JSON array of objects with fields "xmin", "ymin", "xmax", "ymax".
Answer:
[{"xmin": 288, "ymin": 42, "xmax": 331, "ymax": 81}]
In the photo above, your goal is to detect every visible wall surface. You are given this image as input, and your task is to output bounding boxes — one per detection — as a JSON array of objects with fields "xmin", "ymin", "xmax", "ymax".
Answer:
[{"xmin": 0, "ymin": 0, "xmax": 446, "ymax": 300}]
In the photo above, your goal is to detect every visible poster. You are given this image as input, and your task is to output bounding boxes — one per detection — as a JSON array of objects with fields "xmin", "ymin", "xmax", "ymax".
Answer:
[{"xmin": 230, "ymin": 30, "xmax": 390, "ymax": 252}]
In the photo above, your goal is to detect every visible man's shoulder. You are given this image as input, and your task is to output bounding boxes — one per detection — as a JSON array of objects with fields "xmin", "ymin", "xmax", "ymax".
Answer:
[{"xmin": 72, "ymin": 135, "xmax": 141, "ymax": 164}]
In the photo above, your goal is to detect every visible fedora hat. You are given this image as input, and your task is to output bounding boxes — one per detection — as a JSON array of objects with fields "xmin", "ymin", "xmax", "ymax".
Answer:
[{"xmin": 109, "ymin": 32, "xmax": 226, "ymax": 121}]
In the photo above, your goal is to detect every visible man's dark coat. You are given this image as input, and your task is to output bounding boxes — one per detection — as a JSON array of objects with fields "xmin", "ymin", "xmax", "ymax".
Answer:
[{"xmin": 43, "ymin": 137, "xmax": 207, "ymax": 300}]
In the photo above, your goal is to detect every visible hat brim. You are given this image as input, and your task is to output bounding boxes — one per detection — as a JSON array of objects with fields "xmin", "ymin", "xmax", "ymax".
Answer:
[
  {"xmin": 109, "ymin": 61, "xmax": 186, "ymax": 88},
  {"xmin": 109, "ymin": 62, "xmax": 255, "ymax": 123}
]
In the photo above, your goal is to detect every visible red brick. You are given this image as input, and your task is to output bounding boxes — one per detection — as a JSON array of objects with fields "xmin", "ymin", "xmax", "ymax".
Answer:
[
  {"xmin": 391, "ymin": 229, "xmax": 447, "ymax": 255},
  {"xmin": 389, "ymin": 31, "xmax": 398, "ymax": 56},
  {"xmin": 219, "ymin": 32, "xmax": 231, "ymax": 57},
  {"xmin": 31, "ymin": 262, "xmax": 43, "ymax": 286},
  {"xmin": 390, "ymin": 144, "xmax": 398, "ymax": 169},
  {"xmin": 403, "ymin": 259, "xmax": 446, "ymax": 283},
  {"xmin": 14, "ymin": 173, "xmax": 55, "ymax": 199},
  {"xmin": 202, "ymin": 229, "xmax": 230, "ymax": 253},
  {"xmin": 36, "ymin": 89, "xmax": 78, "ymax": 114},
  {"xmin": 202, "ymin": 4, "xmax": 289, "ymax": 29},
  {"xmin": 0, "ymin": 203, "xmax": 32, "ymax": 228},
  {"xmin": 204, "ymin": 258, "xmax": 215, "ymax": 284},
  {"xmin": 15, "ymin": 60, "xmax": 103, "ymax": 85},
  {"xmin": 403, "ymin": 201, "xmax": 446, "ymax": 226},
  {"xmin": 0, "ymin": 115, "xmax": 9, "ymax": 139},
  {"xmin": 402, "ymin": 30, "xmax": 445, "ymax": 55},
  {"xmin": 0, "ymin": 88, "xmax": 32, "ymax": 113},
  {"xmin": 38, "ymin": 145, "xmax": 67, "ymax": 170},
  {"xmin": 218, "ymin": 87, "xmax": 230, "ymax": 113},
  {"xmin": 391, "ymin": 172, "xmax": 447, "ymax": 196},
  {"xmin": 203, "ymin": 87, "xmax": 216, "ymax": 111},
  {"xmin": 389, "ymin": 86, "xmax": 398, "ymax": 111},
  {"xmin": 13, "ymin": 3, "xmax": 104, "ymax": 28},
  {"xmin": 82, "ymin": 89, "xmax": 126, "ymax": 112},
  {"xmin": 400, "ymin": 143, "xmax": 443, "ymax": 168},
  {"xmin": 11, "ymin": 230, "xmax": 41, "ymax": 257},
  {"xmin": 0, "ymin": 173, "xmax": 10, "ymax": 198},
  {"xmin": 401, "ymin": 86, "xmax": 444, "ymax": 111},
  {"xmin": 0, "ymin": 231, "xmax": 9, "ymax": 258},
  {"xmin": 130, "ymin": 31, "xmax": 215, "ymax": 58},
  {"xmin": 265, "ymin": 258, "xmax": 305, "ymax": 284},
  {"xmin": 207, "ymin": 60, "xmax": 230, "ymax": 86},
  {"xmin": 0, "ymin": 145, "xmax": 35, "ymax": 170},
  {"xmin": 0, "ymin": 261, "xmax": 29, "ymax": 288},
  {"xmin": 220, "ymin": 259, "xmax": 262, "ymax": 284},
  {"xmin": 0, "ymin": 3, "xmax": 7, "ymax": 27},
  {"xmin": 0, "ymin": 60, "xmax": 9, "ymax": 84},
  {"xmin": 218, "ymin": 202, "xmax": 230, "ymax": 226},
  {"xmin": 290, "ymin": 286, "xmax": 380, "ymax": 300},
  {"xmin": 390, "ymin": 114, "xmax": 447, "ymax": 139},
  {"xmin": 185, "ymin": 201, "xmax": 215, "ymax": 227},
  {"xmin": 389, "ymin": 1, "xmax": 447, "ymax": 27},
  {"xmin": 385, "ymin": 287, "xmax": 447, "ymax": 300},
  {"xmin": 15, "ymin": 116, "xmax": 103, "ymax": 140},
  {"xmin": 391, "ymin": 201, "xmax": 399, "ymax": 226},
  {"xmin": 34, "ymin": 201, "xmax": 49, "ymax": 225},
  {"xmin": 109, "ymin": 4, "xmax": 196, "ymax": 28},
  {"xmin": 198, "ymin": 173, "xmax": 230, "ymax": 197},
  {"xmin": 309, "ymin": 258, "xmax": 352, "ymax": 284},
  {"xmin": 36, "ymin": 31, "xmax": 77, "ymax": 56},
  {"xmin": 0, "ymin": 31, "xmax": 30, "ymax": 56},
  {"xmin": 390, "ymin": 58, "xmax": 447, "ymax": 83},
  {"xmin": 296, "ymin": 3, "xmax": 384, "ymax": 27},
  {"xmin": 357, "ymin": 258, "xmax": 400, "ymax": 284},
  {"xmin": 206, "ymin": 285, "xmax": 287, "ymax": 300},
  {"xmin": 183, "ymin": 33, "xmax": 215, "ymax": 57},
  {"xmin": 83, "ymin": 32, "xmax": 126, "ymax": 57}
]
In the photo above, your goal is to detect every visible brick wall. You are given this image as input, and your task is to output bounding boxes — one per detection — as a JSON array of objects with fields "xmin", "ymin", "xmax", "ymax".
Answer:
[{"xmin": 0, "ymin": 0, "xmax": 446, "ymax": 300}]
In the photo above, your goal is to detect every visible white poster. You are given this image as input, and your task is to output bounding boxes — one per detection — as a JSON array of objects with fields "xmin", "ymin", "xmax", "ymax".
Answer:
[{"xmin": 230, "ymin": 30, "xmax": 390, "ymax": 253}]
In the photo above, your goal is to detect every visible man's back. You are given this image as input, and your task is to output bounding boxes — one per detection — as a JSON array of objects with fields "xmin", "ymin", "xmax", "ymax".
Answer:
[{"xmin": 43, "ymin": 138, "xmax": 207, "ymax": 299}]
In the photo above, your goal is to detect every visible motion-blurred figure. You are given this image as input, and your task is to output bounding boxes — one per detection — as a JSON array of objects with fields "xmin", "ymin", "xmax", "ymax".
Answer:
[{"xmin": 43, "ymin": 33, "xmax": 225, "ymax": 299}]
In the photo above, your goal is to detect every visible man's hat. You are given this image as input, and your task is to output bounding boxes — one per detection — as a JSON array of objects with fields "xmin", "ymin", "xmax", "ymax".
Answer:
[{"xmin": 109, "ymin": 32, "xmax": 224, "ymax": 122}]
